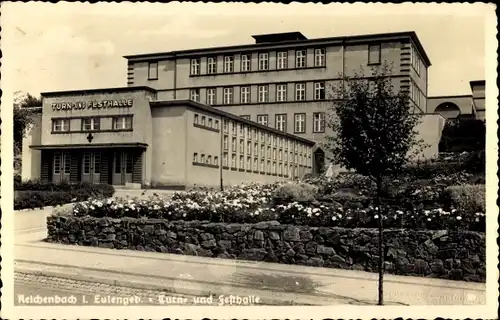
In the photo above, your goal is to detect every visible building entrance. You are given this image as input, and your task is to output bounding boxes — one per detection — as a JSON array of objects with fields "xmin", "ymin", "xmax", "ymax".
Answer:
[
  {"xmin": 81, "ymin": 151, "xmax": 101, "ymax": 184},
  {"xmin": 112, "ymin": 151, "xmax": 134, "ymax": 185}
]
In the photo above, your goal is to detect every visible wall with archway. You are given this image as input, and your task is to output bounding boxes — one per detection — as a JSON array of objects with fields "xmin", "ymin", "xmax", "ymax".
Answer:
[{"xmin": 427, "ymin": 95, "xmax": 473, "ymax": 118}]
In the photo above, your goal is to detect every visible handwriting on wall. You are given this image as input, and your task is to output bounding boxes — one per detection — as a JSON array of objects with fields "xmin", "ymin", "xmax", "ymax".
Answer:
[{"xmin": 52, "ymin": 99, "xmax": 133, "ymax": 111}]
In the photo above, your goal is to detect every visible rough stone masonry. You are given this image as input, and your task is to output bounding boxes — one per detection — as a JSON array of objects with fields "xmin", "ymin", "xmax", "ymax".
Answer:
[{"xmin": 46, "ymin": 216, "xmax": 486, "ymax": 282}]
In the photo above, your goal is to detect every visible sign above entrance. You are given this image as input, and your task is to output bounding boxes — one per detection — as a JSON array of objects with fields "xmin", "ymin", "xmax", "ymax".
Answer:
[{"xmin": 52, "ymin": 99, "xmax": 133, "ymax": 111}]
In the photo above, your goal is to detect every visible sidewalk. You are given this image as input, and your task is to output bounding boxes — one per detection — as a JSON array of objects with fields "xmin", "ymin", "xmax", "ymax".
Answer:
[{"xmin": 15, "ymin": 228, "xmax": 486, "ymax": 306}]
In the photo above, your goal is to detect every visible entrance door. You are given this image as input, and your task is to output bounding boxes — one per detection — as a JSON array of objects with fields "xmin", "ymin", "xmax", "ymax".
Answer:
[
  {"xmin": 112, "ymin": 151, "xmax": 134, "ymax": 185},
  {"xmin": 52, "ymin": 151, "xmax": 71, "ymax": 183},
  {"xmin": 314, "ymin": 148, "xmax": 325, "ymax": 176},
  {"xmin": 81, "ymin": 151, "xmax": 101, "ymax": 184}
]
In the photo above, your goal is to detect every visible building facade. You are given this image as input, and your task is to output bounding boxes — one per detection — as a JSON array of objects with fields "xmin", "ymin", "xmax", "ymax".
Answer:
[
  {"xmin": 124, "ymin": 31, "xmax": 432, "ymax": 158},
  {"xmin": 22, "ymin": 87, "xmax": 315, "ymax": 189}
]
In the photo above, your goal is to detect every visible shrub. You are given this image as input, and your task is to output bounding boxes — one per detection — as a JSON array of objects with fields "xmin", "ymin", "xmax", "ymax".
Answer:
[
  {"xmin": 462, "ymin": 150, "xmax": 485, "ymax": 174},
  {"xmin": 442, "ymin": 184, "xmax": 486, "ymax": 213},
  {"xmin": 14, "ymin": 191, "xmax": 74, "ymax": 210},
  {"xmin": 272, "ymin": 182, "xmax": 318, "ymax": 204}
]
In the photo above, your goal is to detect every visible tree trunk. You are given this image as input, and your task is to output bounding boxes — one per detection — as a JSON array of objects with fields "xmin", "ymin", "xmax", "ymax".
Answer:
[{"xmin": 377, "ymin": 177, "xmax": 384, "ymax": 306}]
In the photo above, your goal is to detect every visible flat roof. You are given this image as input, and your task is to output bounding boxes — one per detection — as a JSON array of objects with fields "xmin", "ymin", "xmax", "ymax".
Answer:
[
  {"xmin": 124, "ymin": 31, "xmax": 431, "ymax": 67},
  {"xmin": 40, "ymin": 86, "xmax": 157, "ymax": 97},
  {"xmin": 252, "ymin": 31, "xmax": 308, "ymax": 43},
  {"xmin": 150, "ymin": 100, "xmax": 316, "ymax": 146}
]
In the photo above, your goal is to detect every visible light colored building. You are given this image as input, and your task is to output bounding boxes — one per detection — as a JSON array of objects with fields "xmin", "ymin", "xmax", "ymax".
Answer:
[
  {"xmin": 427, "ymin": 80, "xmax": 486, "ymax": 120},
  {"xmin": 124, "ymin": 31, "xmax": 435, "ymax": 167},
  {"xmin": 22, "ymin": 87, "xmax": 315, "ymax": 189}
]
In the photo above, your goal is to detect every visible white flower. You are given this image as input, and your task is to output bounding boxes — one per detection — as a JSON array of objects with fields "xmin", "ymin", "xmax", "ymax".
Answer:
[
  {"xmin": 396, "ymin": 210, "xmax": 403, "ymax": 215},
  {"xmin": 427, "ymin": 218, "xmax": 431, "ymax": 221},
  {"xmin": 374, "ymin": 214, "xmax": 379, "ymax": 219},
  {"xmin": 332, "ymin": 216, "xmax": 337, "ymax": 221},
  {"xmin": 456, "ymin": 216, "xmax": 462, "ymax": 221}
]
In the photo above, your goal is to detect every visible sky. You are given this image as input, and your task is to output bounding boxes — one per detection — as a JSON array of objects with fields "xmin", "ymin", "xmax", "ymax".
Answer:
[{"xmin": 2, "ymin": 2, "xmax": 494, "ymax": 98}]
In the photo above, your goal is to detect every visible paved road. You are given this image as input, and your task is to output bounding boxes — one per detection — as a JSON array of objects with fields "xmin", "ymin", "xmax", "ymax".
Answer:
[{"xmin": 14, "ymin": 273, "xmax": 300, "ymax": 306}]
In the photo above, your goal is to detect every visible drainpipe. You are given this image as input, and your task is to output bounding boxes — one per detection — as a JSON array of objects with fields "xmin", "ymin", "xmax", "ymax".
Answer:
[
  {"xmin": 173, "ymin": 53, "xmax": 177, "ymax": 99},
  {"xmin": 220, "ymin": 116, "xmax": 224, "ymax": 191}
]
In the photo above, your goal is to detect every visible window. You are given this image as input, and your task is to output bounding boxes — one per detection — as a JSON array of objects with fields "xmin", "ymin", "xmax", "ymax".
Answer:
[
  {"xmin": 277, "ymin": 51, "xmax": 288, "ymax": 69},
  {"xmin": 294, "ymin": 113, "xmax": 306, "ymax": 133},
  {"xmin": 254, "ymin": 158, "xmax": 258, "ymax": 171},
  {"xmin": 214, "ymin": 156, "xmax": 219, "ymax": 166},
  {"xmin": 52, "ymin": 119, "xmax": 70, "ymax": 132},
  {"xmin": 247, "ymin": 128, "xmax": 252, "ymax": 139},
  {"xmin": 223, "ymin": 119, "xmax": 228, "ymax": 133},
  {"xmin": 190, "ymin": 58, "xmax": 200, "ymax": 75},
  {"xmin": 207, "ymin": 88, "xmax": 216, "ymax": 105},
  {"xmin": 223, "ymin": 87, "xmax": 233, "ymax": 105},
  {"xmin": 247, "ymin": 157, "xmax": 251, "ymax": 170},
  {"xmin": 239, "ymin": 156, "xmax": 244, "ymax": 168},
  {"xmin": 267, "ymin": 146, "xmax": 271, "ymax": 159},
  {"xmin": 272, "ymin": 162, "xmax": 277, "ymax": 174},
  {"xmin": 240, "ymin": 115, "xmax": 250, "ymax": 120},
  {"xmin": 258, "ymin": 53, "xmax": 269, "ymax": 71},
  {"xmin": 201, "ymin": 154, "xmax": 205, "ymax": 163},
  {"xmin": 240, "ymin": 86, "xmax": 251, "ymax": 104},
  {"xmin": 295, "ymin": 83, "xmax": 306, "ymax": 101},
  {"xmin": 258, "ymin": 85, "xmax": 269, "ymax": 102},
  {"xmin": 113, "ymin": 116, "xmax": 132, "ymax": 130},
  {"xmin": 62, "ymin": 152, "xmax": 71, "ymax": 175},
  {"xmin": 267, "ymin": 161, "xmax": 271, "ymax": 174},
  {"xmin": 193, "ymin": 153, "xmax": 198, "ymax": 162},
  {"xmin": 231, "ymin": 121, "xmax": 237, "ymax": 135},
  {"xmin": 276, "ymin": 84, "xmax": 287, "ymax": 102},
  {"xmin": 247, "ymin": 141, "xmax": 252, "ymax": 154},
  {"xmin": 53, "ymin": 152, "xmax": 62, "ymax": 174},
  {"xmin": 295, "ymin": 50, "xmax": 307, "ymax": 68},
  {"xmin": 241, "ymin": 54, "xmax": 251, "ymax": 72},
  {"xmin": 314, "ymin": 48, "xmax": 325, "ymax": 67},
  {"xmin": 231, "ymin": 137, "xmax": 237, "ymax": 151},
  {"xmin": 275, "ymin": 114, "xmax": 287, "ymax": 132},
  {"xmin": 148, "ymin": 62, "xmax": 158, "ymax": 79},
  {"xmin": 257, "ymin": 115, "xmax": 268, "ymax": 126},
  {"xmin": 214, "ymin": 120, "xmax": 219, "ymax": 130},
  {"xmin": 190, "ymin": 89, "xmax": 200, "ymax": 102},
  {"xmin": 223, "ymin": 136, "xmax": 229, "ymax": 150},
  {"xmin": 201, "ymin": 116, "xmax": 206, "ymax": 126},
  {"xmin": 411, "ymin": 46, "xmax": 421, "ymax": 75},
  {"xmin": 260, "ymin": 159, "xmax": 265, "ymax": 172},
  {"xmin": 313, "ymin": 112, "xmax": 325, "ymax": 133},
  {"xmin": 207, "ymin": 57, "xmax": 217, "ymax": 74},
  {"xmin": 82, "ymin": 118, "xmax": 100, "ymax": 131},
  {"xmin": 410, "ymin": 81, "xmax": 421, "ymax": 107},
  {"xmin": 224, "ymin": 56, "xmax": 234, "ymax": 73},
  {"xmin": 223, "ymin": 152, "xmax": 228, "ymax": 166},
  {"xmin": 194, "ymin": 114, "xmax": 199, "ymax": 124},
  {"xmin": 272, "ymin": 148, "xmax": 277, "ymax": 160},
  {"xmin": 254, "ymin": 143, "xmax": 259, "ymax": 155},
  {"xmin": 314, "ymin": 82, "xmax": 325, "ymax": 100},
  {"xmin": 240, "ymin": 139, "xmax": 244, "ymax": 153},
  {"xmin": 207, "ymin": 155, "xmax": 211, "ymax": 164},
  {"xmin": 368, "ymin": 44, "xmax": 381, "ymax": 65},
  {"xmin": 208, "ymin": 118, "xmax": 213, "ymax": 128},
  {"xmin": 240, "ymin": 125, "xmax": 244, "ymax": 135},
  {"xmin": 231, "ymin": 154, "xmax": 236, "ymax": 168}
]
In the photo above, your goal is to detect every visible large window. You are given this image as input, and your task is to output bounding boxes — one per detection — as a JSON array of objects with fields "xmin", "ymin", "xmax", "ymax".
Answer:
[
  {"xmin": 190, "ymin": 58, "xmax": 200, "ymax": 75},
  {"xmin": 207, "ymin": 57, "xmax": 217, "ymax": 74},
  {"xmin": 53, "ymin": 152, "xmax": 62, "ymax": 174},
  {"xmin": 257, "ymin": 115, "xmax": 268, "ymax": 126},
  {"xmin": 148, "ymin": 62, "xmax": 158, "ymax": 79},
  {"xmin": 295, "ymin": 83, "xmax": 306, "ymax": 101},
  {"xmin": 314, "ymin": 82, "xmax": 325, "ymax": 100},
  {"xmin": 275, "ymin": 114, "xmax": 287, "ymax": 132},
  {"xmin": 411, "ymin": 46, "xmax": 421, "ymax": 75},
  {"xmin": 314, "ymin": 48, "xmax": 325, "ymax": 67},
  {"xmin": 295, "ymin": 50, "xmax": 307, "ymax": 68},
  {"xmin": 113, "ymin": 116, "xmax": 132, "ymax": 130},
  {"xmin": 313, "ymin": 112, "xmax": 325, "ymax": 133},
  {"xmin": 52, "ymin": 119, "xmax": 70, "ymax": 132},
  {"xmin": 258, "ymin": 85, "xmax": 269, "ymax": 103},
  {"xmin": 82, "ymin": 118, "xmax": 100, "ymax": 131},
  {"xmin": 258, "ymin": 53, "xmax": 269, "ymax": 71},
  {"xmin": 207, "ymin": 88, "xmax": 217, "ymax": 105},
  {"xmin": 240, "ymin": 86, "xmax": 251, "ymax": 104},
  {"xmin": 294, "ymin": 113, "xmax": 306, "ymax": 133},
  {"xmin": 223, "ymin": 87, "xmax": 234, "ymax": 105},
  {"xmin": 368, "ymin": 44, "xmax": 381, "ymax": 65},
  {"xmin": 241, "ymin": 54, "xmax": 251, "ymax": 72},
  {"xmin": 224, "ymin": 56, "xmax": 234, "ymax": 73},
  {"xmin": 190, "ymin": 89, "xmax": 200, "ymax": 102},
  {"xmin": 277, "ymin": 51, "xmax": 288, "ymax": 69},
  {"xmin": 276, "ymin": 84, "xmax": 287, "ymax": 102}
]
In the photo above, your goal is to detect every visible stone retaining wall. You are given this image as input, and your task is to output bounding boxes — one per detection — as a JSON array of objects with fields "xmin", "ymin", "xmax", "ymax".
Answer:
[{"xmin": 46, "ymin": 216, "xmax": 486, "ymax": 282}]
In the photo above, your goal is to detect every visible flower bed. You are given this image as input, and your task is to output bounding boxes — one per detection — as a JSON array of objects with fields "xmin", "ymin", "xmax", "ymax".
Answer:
[
  {"xmin": 70, "ymin": 180, "xmax": 485, "ymax": 231},
  {"xmin": 46, "ymin": 216, "xmax": 486, "ymax": 282}
]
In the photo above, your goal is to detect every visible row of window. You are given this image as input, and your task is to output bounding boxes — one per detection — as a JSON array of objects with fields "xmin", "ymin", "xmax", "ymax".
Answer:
[
  {"xmin": 193, "ymin": 153, "xmax": 219, "ymax": 166},
  {"xmin": 410, "ymin": 46, "xmax": 421, "ymax": 75},
  {"xmin": 52, "ymin": 116, "xmax": 133, "ymax": 133},
  {"xmin": 189, "ymin": 81, "xmax": 326, "ymax": 105},
  {"xmin": 222, "ymin": 152, "xmax": 310, "ymax": 175},
  {"xmin": 193, "ymin": 114, "xmax": 220, "ymax": 130},
  {"xmin": 244, "ymin": 112, "xmax": 326, "ymax": 134},
  {"xmin": 188, "ymin": 49, "xmax": 326, "ymax": 76},
  {"xmin": 146, "ymin": 44, "xmax": 385, "ymax": 80},
  {"xmin": 409, "ymin": 80, "xmax": 421, "ymax": 107}
]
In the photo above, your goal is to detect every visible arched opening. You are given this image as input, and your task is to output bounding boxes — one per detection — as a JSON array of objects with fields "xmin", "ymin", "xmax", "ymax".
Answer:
[
  {"xmin": 434, "ymin": 102, "xmax": 461, "ymax": 119},
  {"xmin": 313, "ymin": 148, "xmax": 325, "ymax": 176}
]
